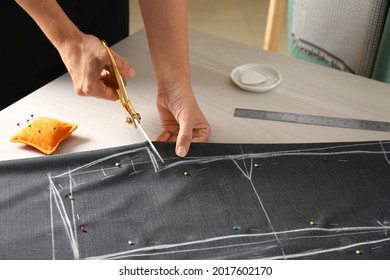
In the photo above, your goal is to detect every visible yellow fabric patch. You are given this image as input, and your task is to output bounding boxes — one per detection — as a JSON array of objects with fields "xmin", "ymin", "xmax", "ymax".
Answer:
[{"xmin": 10, "ymin": 116, "xmax": 78, "ymax": 155}]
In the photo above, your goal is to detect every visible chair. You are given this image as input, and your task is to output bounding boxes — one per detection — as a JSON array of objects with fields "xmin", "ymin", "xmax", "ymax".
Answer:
[
  {"xmin": 264, "ymin": 0, "xmax": 390, "ymax": 84},
  {"xmin": 263, "ymin": 0, "xmax": 287, "ymax": 52}
]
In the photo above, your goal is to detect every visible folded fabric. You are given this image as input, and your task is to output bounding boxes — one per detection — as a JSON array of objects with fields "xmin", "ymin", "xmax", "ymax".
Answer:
[
  {"xmin": 10, "ymin": 116, "xmax": 78, "ymax": 155},
  {"xmin": 291, "ymin": 0, "xmax": 389, "ymax": 77}
]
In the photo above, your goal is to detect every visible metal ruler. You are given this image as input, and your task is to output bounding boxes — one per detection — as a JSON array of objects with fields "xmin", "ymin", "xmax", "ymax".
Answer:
[{"xmin": 234, "ymin": 108, "xmax": 390, "ymax": 132}]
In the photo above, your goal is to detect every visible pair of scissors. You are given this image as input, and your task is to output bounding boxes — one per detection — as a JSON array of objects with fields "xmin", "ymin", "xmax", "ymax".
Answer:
[{"xmin": 100, "ymin": 40, "xmax": 164, "ymax": 163}]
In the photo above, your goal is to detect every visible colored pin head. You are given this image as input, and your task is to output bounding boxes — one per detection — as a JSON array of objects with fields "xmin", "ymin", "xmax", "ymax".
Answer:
[
  {"xmin": 115, "ymin": 162, "xmax": 122, "ymax": 168},
  {"xmin": 80, "ymin": 225, "xmax": 86, "ymax": 233},
  {"xmin": 17, "ymin": 123, "xmax": 27, "ymax": 133},
  {"xmin": 309, "ymin": 221, "xmax": 316, "ymax": 226},
  {"xmin": 232, "ymin": 226, "xmax": 240, "ymax": 231},
  {"xmin": 67, "ymin": 194, "xmax": 74, "ymax": 201},
  {"xmin": 183, "ymin": 171, "xmax": 190, "ymax": 176}
]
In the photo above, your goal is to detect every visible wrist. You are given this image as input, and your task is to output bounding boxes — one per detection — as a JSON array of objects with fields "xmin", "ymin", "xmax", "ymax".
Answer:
[
  {"xmin": 156, "ymin": 69, "xmax": 192, "ymax": 96},
  {"xmin": 157, "ymin": 81, "xmax": 193, "ymax": 97},
  {"xmin": 54, "ymin": 30, "xmax": 85, "ymax": 57}
]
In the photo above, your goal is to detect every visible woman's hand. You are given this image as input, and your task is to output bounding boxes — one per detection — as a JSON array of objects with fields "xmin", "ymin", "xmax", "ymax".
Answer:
[
  {"xmin": 58, "ymin": 33, "xmax": 135, "ymax": 100},
  {"xmin": 15, "ymin": 1, "xmax": 135, "ymax": 100},
  {"xmin": 156, "ymin": 86, "xmax": 211, "ymax": 157}
]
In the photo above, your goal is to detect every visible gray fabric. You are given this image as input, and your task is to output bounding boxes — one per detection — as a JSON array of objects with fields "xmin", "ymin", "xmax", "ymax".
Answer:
[
  {"xmin": 1, "ymin": 141, "xmax": 390, "ymax": 260},
  {"xmin": 292, "ymin": 0, "xmax": 389, "ymax": 77}
]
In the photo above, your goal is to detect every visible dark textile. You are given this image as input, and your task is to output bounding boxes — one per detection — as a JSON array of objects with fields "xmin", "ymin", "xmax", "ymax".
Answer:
[
  {"xmin": 1, "ymin": 141, "xmax": 390, "ymax": 260},
  {"xmin": 0, "ymin": 0, "xmax": 129, "ymax": 110}
]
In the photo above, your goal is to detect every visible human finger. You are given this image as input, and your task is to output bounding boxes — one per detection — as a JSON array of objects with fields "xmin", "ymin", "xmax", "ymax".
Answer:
[
  {"xmin": 112, "ymin": 50, "xmax": 136, "ymax": 78},
  {"xmin": 175, "ymin": 116, "xmax": 193, "ymax": 157},
  {"xmin": 156, "ymin": 131, "xmax": 173, "ymax": 142}
]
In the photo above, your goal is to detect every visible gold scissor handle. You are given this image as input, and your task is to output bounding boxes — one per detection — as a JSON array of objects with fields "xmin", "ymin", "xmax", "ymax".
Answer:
[{"xmin": 100, "ymin": 40, "xmax": 141, "ymax": 128}]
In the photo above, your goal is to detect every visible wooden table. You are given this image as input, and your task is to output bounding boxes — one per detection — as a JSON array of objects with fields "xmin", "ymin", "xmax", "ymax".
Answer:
[{"xmin": 1, "ymin": 29, "xmax": 390, "ymax": 161}]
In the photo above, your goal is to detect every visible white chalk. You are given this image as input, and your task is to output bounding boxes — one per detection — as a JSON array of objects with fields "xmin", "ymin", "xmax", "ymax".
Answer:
[{"xmin": 240, "ymin": 69, "xmax": 267, "ymax": 85}]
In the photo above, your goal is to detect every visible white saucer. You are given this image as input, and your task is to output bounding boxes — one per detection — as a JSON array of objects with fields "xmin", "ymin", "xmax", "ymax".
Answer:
[{"xmin": 230, "ymin": 64, "xmax": 282, "ymax": 92}]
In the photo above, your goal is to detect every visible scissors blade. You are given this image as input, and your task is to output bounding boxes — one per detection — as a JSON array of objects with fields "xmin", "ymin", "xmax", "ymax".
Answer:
[{"xmin": 134, "ymin": 119, "xmax": 164, "ymax": 163}]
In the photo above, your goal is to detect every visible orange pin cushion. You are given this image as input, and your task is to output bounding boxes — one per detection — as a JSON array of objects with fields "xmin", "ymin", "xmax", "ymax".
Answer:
[{"xmin": 10, "ymin": 116, "xmax": 78, "ymax": 155}]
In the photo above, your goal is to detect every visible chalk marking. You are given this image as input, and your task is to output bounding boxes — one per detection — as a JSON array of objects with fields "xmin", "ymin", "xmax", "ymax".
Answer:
[
  {"xmin": 48, "ymin": 140, "xmax": 390, "ymax": 259},
  {"xmin": 68, "ymin": 168, "xmax": 78, "ymax": 253},
  {"xmin": 129, "ymin": 170, "xmax": 143, "ymax": 176},
  {"xmin": 101, "ymin": 167, "xmax": 107, "ymax": 177},
  {"xmin": 261, "ymin": 236, "xmax": 390, "ymax": 260},
  {"xmin": 49, "ymin": 175, "xmax": 55, "ymax": 260},
  {"xmin": 85, "ymin": 225, "xmax": 390, "ymax": 260},
  {"xmin": 48, "ymin": 174, "xmax": 80, "ymax": 259},
  {"xmin": 380, "ymin": 141, "xmax": 390, "ymax": 165},
  {"xmin": 100, "ymin": 175, "xmax": 116, "ymax": 181},
  {"xmin": 377, "ymin": 220, "xmax": 388, "ymax": 236}
]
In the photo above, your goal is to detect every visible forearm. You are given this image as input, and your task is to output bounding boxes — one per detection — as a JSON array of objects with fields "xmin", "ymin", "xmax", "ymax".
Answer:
[
  {"xmin": 139, "ymin": 0, "xmax": 191, "ymax": 91},
  {"xmin": 15, "ymin": 0, "xmax": 82, "ymax": 50}
]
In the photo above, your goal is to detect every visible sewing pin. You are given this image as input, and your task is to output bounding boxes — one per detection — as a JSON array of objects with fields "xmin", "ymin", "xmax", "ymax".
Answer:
[
  {"xmin": 115, "ymin": 162, "xmax": 122, "ymax": 168},
  {"xmin": 309, "ymin": 221, "xmax": 316, "ymax": 226},
  {"xmin": 355, "ymin": 250, "xmax": 363, "ymax": 255},
  {"xmin": 31, "ymin": 114, "xmax": 40, "ymax": 128},
  {"xmin": 254, "ymin": 164, "xmax": 262, "ymax": 167},
  {"xmin": 80, "ymin": 225, "xmax": 87, "ymax": 233},
  {"xmin": 128, "ymin": 240, "xmax": 135, "ymax": 245},
  {"xmin": 67, "ymin": 194, "xmax": 74, "ymax": 201},
  {"xmin": 30, "ymin": 114, "xmax": 36, "ymax": 125},
  {"xmin": 183, "ymin": 171, "xmax": 190, "ymax": 176},
  {"xmin": 232, "ymin": 226, "xmax": 240, "ymax": 231},
  {"xmin": 26, "ymin": 119, "xmax": 38, "ymax": 136},
  {"xmin": 17, "ymin": 123, "xmax": 27, "ymax": 134}
]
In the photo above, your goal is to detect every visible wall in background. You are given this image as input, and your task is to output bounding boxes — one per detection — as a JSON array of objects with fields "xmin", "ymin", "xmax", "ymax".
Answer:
[{"xmin": 129, "ymin": 0, "xmax": 288, "ymax": 55}]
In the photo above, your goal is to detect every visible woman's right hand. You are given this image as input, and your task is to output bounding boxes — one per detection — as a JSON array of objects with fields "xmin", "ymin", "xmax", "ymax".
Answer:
[{"xmin": 58, "ymin": 33, "xmax": 135, "ymax": 100}]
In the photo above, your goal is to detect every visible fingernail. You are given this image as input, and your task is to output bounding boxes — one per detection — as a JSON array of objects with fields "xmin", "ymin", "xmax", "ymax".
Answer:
[
  {"xmin": 177, "ymin": 146, "xmax": 187, "ymax": 157},
  {"xmin": 128, "ymin": 68, "xmax": 135, "ymax": 77}
]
